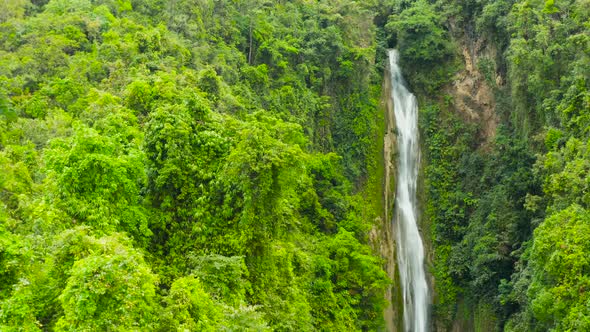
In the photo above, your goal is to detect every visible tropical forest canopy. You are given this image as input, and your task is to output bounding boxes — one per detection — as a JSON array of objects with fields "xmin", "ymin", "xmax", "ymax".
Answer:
[
  {"xmin": 0, "ymin": 0, "xmax": 388, "ymax": 330},
  {"xmin": 0, "ymin": 0, "xmax": 589, "ymax": 331}
]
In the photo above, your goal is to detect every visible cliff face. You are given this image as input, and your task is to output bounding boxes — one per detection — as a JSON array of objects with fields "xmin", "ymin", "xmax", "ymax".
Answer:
[
  {"xmin": 375, "ymin": 63, "xmax": 402, "ymax": 332},
  {"xmin": 377, "ymin": 20, "xmax": 502, "ymax": 332},
  {"xmin": 446, "ymin": 37, "xmax": 499, "ymax": 147},
  {"xmin": 382, "ymin": 65, "xmax": 401, "ymax": 332},
  {"xmin": 384, "ymin": 0, "xmax": 588, "ymax": 330},
  {"xmin": 431, "ymin": 34, "xmax": 503, "ymax": 332},
  {"xmin": 378, "ymin": 40, "xmax": 500, "ymax": 332}
]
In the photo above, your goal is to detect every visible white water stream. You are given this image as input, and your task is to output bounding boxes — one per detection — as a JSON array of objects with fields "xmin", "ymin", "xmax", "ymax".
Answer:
[{"xmin": 388, "ymin": 49, "xmax": 429, "ymax": 332}]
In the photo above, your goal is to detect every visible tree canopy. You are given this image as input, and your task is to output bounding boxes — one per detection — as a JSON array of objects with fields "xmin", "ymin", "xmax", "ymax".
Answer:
[{"xmin": 0, "ymin": 0, "xmax": 388, "ymax": 330}]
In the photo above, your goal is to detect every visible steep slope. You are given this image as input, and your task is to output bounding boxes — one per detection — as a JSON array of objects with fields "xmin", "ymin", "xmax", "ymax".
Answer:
[
  {"xmin": 385, "ymin": 0, "xmax": 589, "ymax": 330},
  {"xmin": 0, "ymin": 1, "xmax": 390, "ymax": 330}
]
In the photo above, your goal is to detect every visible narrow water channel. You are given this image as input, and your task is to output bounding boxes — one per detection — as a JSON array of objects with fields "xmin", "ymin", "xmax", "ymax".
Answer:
[{"xmin": 389, "ymin": 49, "xmax": 429, "ymax": 332}]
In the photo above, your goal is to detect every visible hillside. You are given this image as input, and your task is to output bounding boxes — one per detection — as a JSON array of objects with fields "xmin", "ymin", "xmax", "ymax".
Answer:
[
  {"xmin": 1, "ymin": 0, "xmax": 589, "ymax": 331},
  {"xmin": 0, "ymin": 1, "xmax": 387, "ymax": 330}
]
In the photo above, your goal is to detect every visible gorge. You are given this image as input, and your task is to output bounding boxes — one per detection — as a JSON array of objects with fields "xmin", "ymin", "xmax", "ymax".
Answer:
[{"xmin": 0, "ymin": 0, "xmax": 588, "ymax": 331}]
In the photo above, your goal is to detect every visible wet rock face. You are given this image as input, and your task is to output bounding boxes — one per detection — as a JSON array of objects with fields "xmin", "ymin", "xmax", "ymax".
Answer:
[{"xmin": 379, "ymin": 60, "xmax": 401, "ymax": 332}]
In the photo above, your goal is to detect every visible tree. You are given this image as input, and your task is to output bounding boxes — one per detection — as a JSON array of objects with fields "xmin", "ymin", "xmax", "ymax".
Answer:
[
  {"xmin": 0, "ymin": 225, "xmax": 22, "ymax": 299},
  {"xmin": 1, "ymin": 228, "xmax": 159, "ymax": 331},
  {"xmin": 386, "ymin": 0, "xmax": 452, "ymax": 65},
  {"xmin": 218, "ymin": 112, "xmax": 308, "ymax": 252},
  {"xmin": 55, "ymin": 233, "xmax": 159, "ymax": 331},
  {"xmin": 160, "ymin": 275, "xmax": 270, "ymax": 331},
  {"xmin": 44, "ymin": 125, "xmax": 150, "ymax": 241},
  {"xmin": 527, "ymin": 205, "xmax": 590, "ymax": 330},
  {"xmin": 159, "ymin": 276, "xmax": 223, "ymax": 331}
]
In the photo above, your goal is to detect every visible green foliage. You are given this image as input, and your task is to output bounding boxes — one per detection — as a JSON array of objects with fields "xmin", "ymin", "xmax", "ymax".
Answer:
[
  {"xmin": 500, "ymin": 0, "xmax": 590, "ymax": 328},
  {"xmin": 421, "ymin": 104, "xmax": 474, "ymax": 323},
  {"xmin": 44, "ymin": 124, "xmax": 150, "ymax": 241},
  {"xmin": 188, "ymin": 254, "xmax": 249, "ymax": 304},
  {"xmin": 0, "ymin": 0, "xmax": 388, "ymax": 330},
  {"xmin": 1, "ymin": 227, "xmax": 158, "ymax": 331},
  {"xmin": 55, "ymin": 234, "xmax": 158, "ymax": 331},
  {"xmin": 0, "ymin": 226, "xmax": 22, "ymax": 299},
  {"xmin": 386, "ymin": 0, "xmax": 455, "ymax": 93},
  {"xmin": 527, "ymin": 205, "xmax": 590, "ymax": 330},
  {"xmin": 325, "ymin": 229, "xmax": 389, "ymax": 330},
  {"xmin": 506, "ymin": 0, "xmax": 590, "ymax": 137},
  {"xmin": 418, "ymin": 0, "xmax": 590, "ymax": 329},
  {"xmin": 219, "ymin": 113, "xmax": 308, "ymax": 249},
  {"xmin": 421, "ymin": 98, "xmax": 539, "ymax": 327},
  {"xmin": 160, "ymin": 275, "xmax": 270, "ymax": 331},
  {"xmin": 386, "ymin": 0, "xmax": 452, "ymax": 64},
  {"xmin": 160, "ymin": 276, "xmax": 223, "ymax": 331}
]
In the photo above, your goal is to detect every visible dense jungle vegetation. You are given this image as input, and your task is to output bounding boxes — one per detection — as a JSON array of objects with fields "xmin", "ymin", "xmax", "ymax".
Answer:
[
  {"xmin": 0, "ymin": 0, "xmax": 389, "ymax": 330},
  {"xmin": 387, "ymin": 0, "xmax": 589, "ymax": 330},
  {"xmin": 0, "ymin": 0, "xmax": 589, "ymax": 331}
]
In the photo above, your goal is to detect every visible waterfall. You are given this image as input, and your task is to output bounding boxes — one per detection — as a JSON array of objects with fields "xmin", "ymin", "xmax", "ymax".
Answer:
[{"xmin": 388, "ymin": 49, "xmax": 429, "ymax": 332}]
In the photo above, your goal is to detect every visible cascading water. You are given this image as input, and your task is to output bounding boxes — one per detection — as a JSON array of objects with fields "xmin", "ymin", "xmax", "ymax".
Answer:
[{"xmin": 388, "ymin": 49, "xmax": 429, "ymax": 332}]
